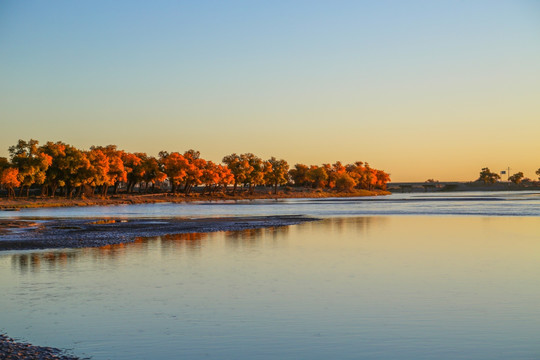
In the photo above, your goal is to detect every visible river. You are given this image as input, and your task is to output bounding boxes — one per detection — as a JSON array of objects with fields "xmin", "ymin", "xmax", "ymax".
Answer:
[{"xmin": 1, "ymin": 191, "xmax": 539, "ymax": 359}]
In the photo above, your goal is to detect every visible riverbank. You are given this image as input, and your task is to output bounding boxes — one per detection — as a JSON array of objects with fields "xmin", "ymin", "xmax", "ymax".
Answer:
[
  {"xmin": 0, "ymin": 188, "xmax": 389, "ymax": 210},
  {"xmin": 0, "ymin": 333, "xmax": 82, "ymax": 360},
  {"xmin": 0, "ymin": 216, "xmax": 318, "ymax": 251}
]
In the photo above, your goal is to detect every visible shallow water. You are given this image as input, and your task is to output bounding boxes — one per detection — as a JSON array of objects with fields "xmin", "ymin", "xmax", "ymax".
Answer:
[
  {"xmin": 1, "ymin": 215, "xmax": 539, "ymax": 359},
  {"xmin": 1, "ymin": 191, "xmax": 540, "ymax": 218}
]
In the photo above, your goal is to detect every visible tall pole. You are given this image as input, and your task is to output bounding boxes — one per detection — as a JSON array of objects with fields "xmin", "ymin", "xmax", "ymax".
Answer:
[{"xmin": 507, "ymin": 167, "xmax": 510, "ymax": 182}]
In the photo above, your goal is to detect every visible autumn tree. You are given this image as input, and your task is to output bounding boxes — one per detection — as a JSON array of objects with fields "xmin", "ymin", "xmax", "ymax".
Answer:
[
  {"xmin": 222, "ymin": 153, "xmax": 252, "ymax": 195},
  {"xmin": 121, "ymin": 152, "xmax": 145, "ymax": 193},
  {"xmin": 0, "ymin": 157, "xmax": 8, "ymax": 170},
  {"xmin": 345, "ymin": 162, "xmax": 365, "ymax": 189},
  {"xmin": 9, "ymin": 139, "xmax": 52, "ymax": 197},
  {"xmin": 160, "ymin": 152, "xmax": 189, "ymax": 194},
  {"xmin": 4, "ymin": 139, "xmax": 393, "ymax": 198},
  {"xmin": 0, "ymin": 168, "xmax": 20, "ymax": 198},
  {"xmin": 85, "ymin": 148, "xmax": 110, "ymax": 195},
  {"xmin": 91, "ymin": 145, "xmax": 127, "ymax": 195},
  {"xmin": 374, "ymin": 170, "xmax": 391, "ymax": 190},
  {"xmin": 63, "ymin": 145, "xmax": 91, "ymax": 198},
  {"xmin": 265, "ymin": 157, "xmax": 289, "ymax": 194},
  {"xmin": 508, "ymin": 172, "xmax": 524, "ymax": 185},
  {"xmin": 242, "ymin": 153, "xmax": 267, "ymax": 194},
  {"xmin": 478, "ymin": 167, "xmax": 500, "ymax": 184},
  {"xmin": 182, "ymin": 150, "xmax": 205, "ymax": 195},
  {"xmin": 200, "ymin": 161, "xmax": 220, "ymax": 195},
  {"xmin": 289, "ymin": 164, "xmax": 310, "ymax": 187},
  {"xmin": 40, "ymin": 141, "xmax": 67, "ymax": 196},
  {"xmin": 364, "ymin": 163, "xmax": 377, "ymax": 190},
  {"xmin": 307, "ymin": 166, "xmax": 328, "ymax": 188},
  {"xmin": 335, "ymin": 173, "xmax": 357, "ymax": 192},
  {"xmin": 40, "ymin": 142, "xmax": 92, "ymax": 198},
  {"xmin": 141, "ymin": 156, "xmax": 166, "ymax": 192},
  {"xmin": 216, "ymin": 164, "xmax": 234, "ymax": 194},
  {"xmin": 325, "ymin": 162, "xmax": 346, "ymax": 189}
]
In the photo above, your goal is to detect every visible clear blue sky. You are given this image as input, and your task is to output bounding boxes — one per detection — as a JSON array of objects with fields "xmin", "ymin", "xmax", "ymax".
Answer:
[{"xmin": 1, "ymin": 0, "xmax": 539, "ymax": 181}]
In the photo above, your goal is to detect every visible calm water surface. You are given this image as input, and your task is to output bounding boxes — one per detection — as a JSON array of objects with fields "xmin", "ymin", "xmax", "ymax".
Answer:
[
  {"xmin": 1, "ymin": 193, "xmax": 539, "ymax": 359},
  {"xmin": 1, "ymin": 191, "xmax": 539, "ymax": 218}
]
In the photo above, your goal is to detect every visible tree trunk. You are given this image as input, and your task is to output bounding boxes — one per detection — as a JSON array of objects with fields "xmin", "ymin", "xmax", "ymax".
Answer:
[{"xmin": 51, "ymin": 184, "xmax": 58, "ymax": 198}]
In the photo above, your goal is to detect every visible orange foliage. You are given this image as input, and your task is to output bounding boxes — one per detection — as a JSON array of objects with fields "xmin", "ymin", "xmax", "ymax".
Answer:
[
  {"xmin": 3, "ymin": 139, "xmax": 390, "ymax": 198},
  {"xmin": 0, "ymin": 168, "xmax": 20, "ymax": 197}
]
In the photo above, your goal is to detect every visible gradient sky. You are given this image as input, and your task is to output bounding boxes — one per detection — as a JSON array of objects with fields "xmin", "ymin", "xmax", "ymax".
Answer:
[{"xmin": 1, "ymin": 0, "xmax": 539, "ymax": 181}]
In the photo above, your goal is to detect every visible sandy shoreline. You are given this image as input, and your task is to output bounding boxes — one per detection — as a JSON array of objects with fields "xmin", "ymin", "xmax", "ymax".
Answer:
[
  {"xmin": 0, "ymin": 189, "xmax": 389, "ymax": 210},
  {"xmin": 0, "ymin": 333, "xmax": 83, "ymax": 360}
]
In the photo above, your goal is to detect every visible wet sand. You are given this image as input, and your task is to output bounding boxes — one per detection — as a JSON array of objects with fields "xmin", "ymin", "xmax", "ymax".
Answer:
[{"xmin": 0, "ymin": 216, "xmax": 317, "ymax": 251}]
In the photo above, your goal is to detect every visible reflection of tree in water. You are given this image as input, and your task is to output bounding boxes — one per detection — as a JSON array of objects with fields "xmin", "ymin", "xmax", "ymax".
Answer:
[
  {"xmin": 159, "ymin": 232, "xmax": 208, "ymax": 253},
  {"xmin": 224, "ymin": 226, "xmax": 290, "ymax": 248},
  {"xmin": 11, "ymin": 251, "xmax": 79, "ymax": 273},
  {"xmin": 297, "ymin": 217, "xmax": 386, "ymax": 236},
  {"xmin": 88, "ymin": 236, "xmax": 151, "ymax": 259},
  {"xmin": 8, "ymin": 226, "xmax": 296, "ymax": 272}
]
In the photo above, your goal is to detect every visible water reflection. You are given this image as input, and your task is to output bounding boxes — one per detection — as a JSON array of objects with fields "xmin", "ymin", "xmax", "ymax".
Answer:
[
  {"xmin": 7, "ymin": 225, "xmax": 300, "ymax": 273},
  {"xmin": 11, "ymin": 251, "xmax": 79, "ymax": 273},
  {"xmin": 2, "ymin": 216, "xmax": 540, "ymax": 360},
  {"xmin": 6, "ymin": 219, "xmax": 387, "ymax": 274}
]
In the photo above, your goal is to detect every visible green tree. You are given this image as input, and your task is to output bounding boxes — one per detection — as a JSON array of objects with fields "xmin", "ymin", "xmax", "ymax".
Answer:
[
  {"xmin": 478, "ymin": 167, "xmax": 500, "ymax": 184},
  {"xmin": 508, "ymin": 172, "xmax": 524, "ymax": 185}
]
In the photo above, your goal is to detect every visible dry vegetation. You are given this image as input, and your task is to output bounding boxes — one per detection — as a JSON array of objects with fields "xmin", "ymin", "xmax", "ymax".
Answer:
[{"xmin": 0, "ymin": 187, "xmax": 389, "ymax": 210}]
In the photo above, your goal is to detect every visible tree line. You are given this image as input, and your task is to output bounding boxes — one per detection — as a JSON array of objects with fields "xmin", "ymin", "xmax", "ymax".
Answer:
[
  {"xmin": 0, "ymin": 139, "xmax": 391, "ymax": 198},
  {"xmin": 477, "ymin": 167, "xmax": 540, "ymax": 185}
]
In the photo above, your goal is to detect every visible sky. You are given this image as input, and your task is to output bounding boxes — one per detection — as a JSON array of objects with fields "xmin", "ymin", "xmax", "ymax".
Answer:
[{"xmin": 1, "ymin": 0, "xmax": 539, "ymax": 182}]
